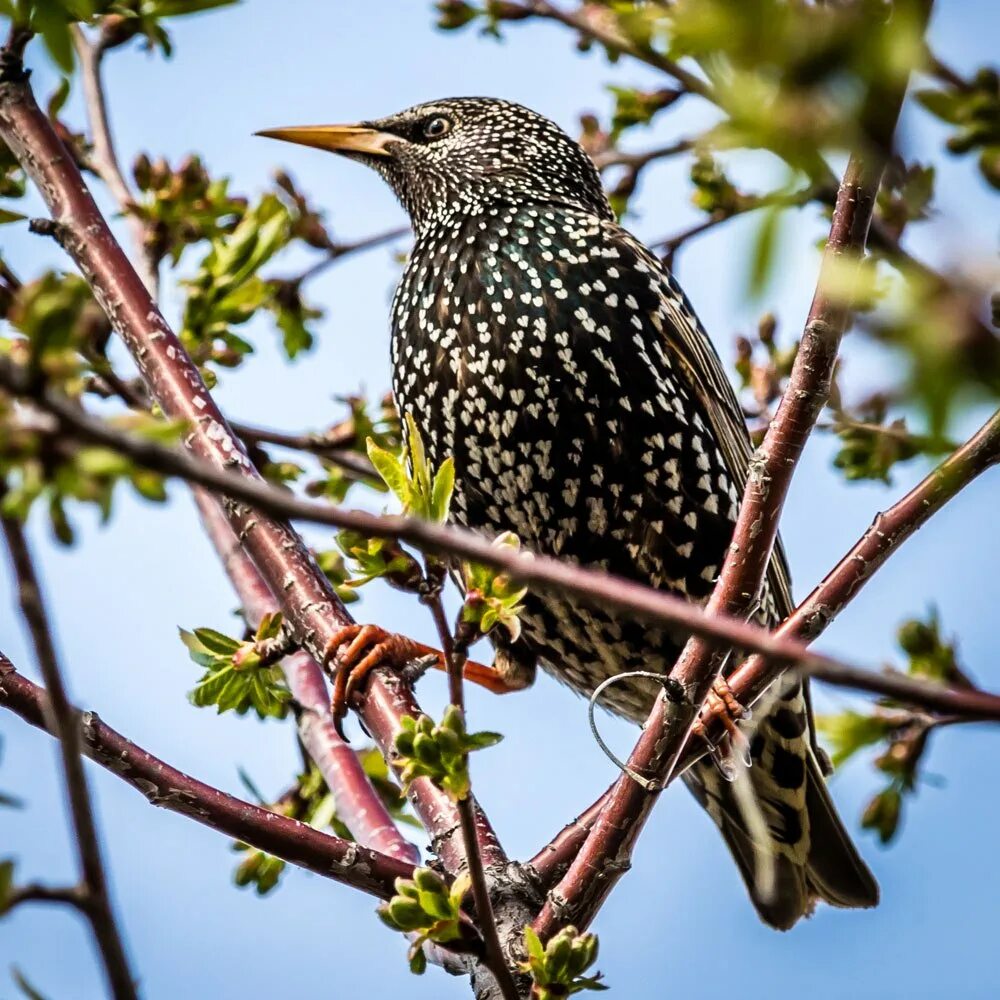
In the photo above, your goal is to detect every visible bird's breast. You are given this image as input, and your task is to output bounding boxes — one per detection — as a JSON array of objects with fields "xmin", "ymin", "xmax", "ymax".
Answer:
[{"xmin": 390, "ymin": 204, "xmax": 740, "ymax": 601}]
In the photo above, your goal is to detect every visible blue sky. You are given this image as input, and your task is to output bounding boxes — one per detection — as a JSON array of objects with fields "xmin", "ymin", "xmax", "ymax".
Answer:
[{"xmin": 2, "ymin": 2, "xmax": 999, "ymax": 997}]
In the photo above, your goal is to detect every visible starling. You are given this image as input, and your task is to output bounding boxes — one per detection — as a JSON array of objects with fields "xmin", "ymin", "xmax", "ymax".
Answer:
[{"xmin": 260, "ymin": 98, "xmax": 878, "ymax": 928}]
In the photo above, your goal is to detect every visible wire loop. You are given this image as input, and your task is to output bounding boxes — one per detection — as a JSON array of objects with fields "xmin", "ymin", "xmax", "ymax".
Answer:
[{"xmin": 587, "ymin": 670, "xmax": 685, "ymax": 791}]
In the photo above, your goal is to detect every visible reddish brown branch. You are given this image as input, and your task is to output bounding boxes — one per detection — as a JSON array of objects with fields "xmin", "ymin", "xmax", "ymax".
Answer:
[
  {"xmin": 532, "ymin": 17, "xmax": 927, "ymax": 932},
  {"xmin": 716, "ymin": 405, "xmax": 1000, "ymax": 730},
  {"xmin": 1, "ymin": 500, "xmax": 138, "ymax": 1000},
  {"xmin": 527, "ymin": 795, "xmax": 610, "ymax": 887},
  {"xmin": 528, "ymin": 403, "xmax": 1000, "ymax": 881},
  {"xmin": 195, "ymin": 492, "xmax": 420, "ymax": 864},
  {"xmin": 7, "ymin": 364, "xmax": 998, "ymax": 718},
  {"xmin": 0, "ymin": 53, "xmax": 503, "ymax": 882},
  {"xmin": 63, "ymin": 44, "xmax": 415, "ymax": 872},
  {"xmin": 0, "ymin": 653, "xmax": 414, "ymax": 898}
]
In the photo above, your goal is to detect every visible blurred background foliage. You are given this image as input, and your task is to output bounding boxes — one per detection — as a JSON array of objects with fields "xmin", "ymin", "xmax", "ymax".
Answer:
[{"xmin": 1, "ymin": 1, "xmax": 999, "ymax": 996}]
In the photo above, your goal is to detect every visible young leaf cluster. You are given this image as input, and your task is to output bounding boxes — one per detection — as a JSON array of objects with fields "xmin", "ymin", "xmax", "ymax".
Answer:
[
  {"xmin": 393, "ymin": 707, "xmax": 502, "ymax": 802},
  {"xmin": 181, "ymin": 612, "xmax": 291, "ymax": 719},
  {"xmin": 461, "ymin": 531, "xmax": 528, "ymax": 642},
  {"xmin": 827, "ymin": 393, "xmax": 944, "ymax": 485},
  {"xmin": 305, "ymin": 393, "xmax": 400, "ymax": 505},
  {"xmin": 521, "ymin": 925, "xmax": 607, "ymax": 998},
  {"xmin": 0, "ymin": 1, "xmax": 237, "ymax": 74},
  {"xmin": 232, "ymin": 753, "xmax": 416, "ymax": 897},
  {"xmin": 131, "ymin": 153, "xmax": 248, "ymax": 268},
  {"xmin": 377, "ymin": 866, "xmax": 475, "ymax": 975},
  {"xmin": 180, "ymin": 193, "xmax": 295, "ymax": 369},
  {"xmin": 0, "ymin": 389, "xmax": 177, "ymax": 544},
  {"xmin": 336, "ymin": 530, "xmax": 422, "ymax": 592},
  {"xmin": 818, "ymin": 610, "xmax": 970, "ymax": 843},
  {"xmin": 367, "ymin": 412, "xmax": 454, "ymax": 524},
  {"xmin": 918, "ymin": 69, "xmax": 1000, "ymax": 190}
]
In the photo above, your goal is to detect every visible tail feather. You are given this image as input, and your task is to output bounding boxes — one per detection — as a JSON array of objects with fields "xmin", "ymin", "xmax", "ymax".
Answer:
[
  {"xmin": 686, "ymin": 680, "xmax": 878, "ymax": 930},
  {"xmin": 802, "ymin": 751, "xmax": 880, "ymax": 909}
]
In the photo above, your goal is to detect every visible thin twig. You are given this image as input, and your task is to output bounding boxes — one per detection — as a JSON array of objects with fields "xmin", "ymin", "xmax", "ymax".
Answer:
[
  {"xmin": 3, "ymin": 883, "xmax": 88, "ymax": 910},
  {"xmin": 592, "ymin": 137, "xmax": 694, "ymax": 172},
  {"xmin": 6, "ymin": 362, "xmax": 1000, "ymax": 722},
  {"xmin": 424, "ymin": 591, "xmax": 519, "ymax": 1000},
  {"xmin": 232, "ymin": 416, "xmax": 379, "ymax": 479},
  {"xmin": 71, "ymin": 26, "xmax": 158, "ymax": 296},
  {"xmin": 0, "ymin": 652, "xmax": 414, "ymax": 898},
  {"xmin": 652, "ymin": 185, "xmax": 826, "ymax": 268},
  {"xmin": 522, "ymin": 1, "xmax": 712, "ymax": 98},
  {"xmin": 295, "ymin": 226, "xmax": 410, "ymax": 285},
  {"xmin": 1, "ymin": 500, "xmax": 137, "ymax": 1000}
]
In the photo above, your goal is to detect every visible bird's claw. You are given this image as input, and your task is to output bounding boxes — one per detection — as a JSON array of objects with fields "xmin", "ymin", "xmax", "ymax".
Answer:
[
  {"xmin": 692, "ymin": 676, "xmax": 752, "ymax": 779},
  {"xmin": 323, "ymin": 624, "xmax": 429, "ymax": 738}
]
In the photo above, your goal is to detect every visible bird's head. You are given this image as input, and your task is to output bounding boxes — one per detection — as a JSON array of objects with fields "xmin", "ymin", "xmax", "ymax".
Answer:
[{"xmin": 257, "ymin": 97, "xmax": 613, "ymax": 235}]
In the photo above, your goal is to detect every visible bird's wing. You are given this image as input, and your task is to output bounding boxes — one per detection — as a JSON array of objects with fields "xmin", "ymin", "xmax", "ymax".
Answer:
[{"xmin": 605, "ymin": 221, "xmax": 795, "ymax": 619}]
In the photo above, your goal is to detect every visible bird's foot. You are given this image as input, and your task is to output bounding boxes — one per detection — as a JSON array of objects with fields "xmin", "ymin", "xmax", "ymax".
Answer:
[
  {"xmin": 324, "ymin": 625, "xmax": 433, "ymax": 737},
  {"xmin": 323, "ymin": 625, "xmax": 525, "ymax": 736},
  {"xmin": 692, "ymin": 676, "xmax": 753, "ymax": 779}
]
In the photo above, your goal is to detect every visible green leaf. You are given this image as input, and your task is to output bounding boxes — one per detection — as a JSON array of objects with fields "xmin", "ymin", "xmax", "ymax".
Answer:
[
  {"xmin": 47, "ymin": 77, "xmax": 71, "ymax": 118},
  {"xmin": 861, "ymin": 786, "xmax": 903, "ymax": 844},
  {"xmin": 192, "ymin": 627, "xmax": 242, "ymax": 655},
  {"xmin": 748, "ymin": 203, "xmax": 783, "ymax": 298},
  {"xmin": 32, "ymin": 0, "xmax": 75, "ymax": 74},
  {"xmin": 817, "ymin": 710, "xmax": 894, "ymax": 768},
  {"xmin": 0, "ymin": 208, "xmax": 27, "ymax": 225},
  {"xmin": 430, "ymin": 456, "xmax": 454, "ymax": 523},
  {"xmin": 366, "ymin": 439, "xmax": 410, "ymax": 506},
  {"xmin": 524, "ymin": 925, "xmax": 546, "ymax": 965}
]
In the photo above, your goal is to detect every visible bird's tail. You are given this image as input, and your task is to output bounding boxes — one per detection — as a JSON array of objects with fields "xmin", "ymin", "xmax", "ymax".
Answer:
[{"xmin": 686, "ymin": 693, "xmax": 879, "ymax": 930}]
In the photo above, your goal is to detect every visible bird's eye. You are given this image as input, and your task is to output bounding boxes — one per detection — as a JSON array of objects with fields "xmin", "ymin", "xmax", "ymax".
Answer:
[{"xmin": 422, "ymin": 116, "xmax": 453, "ymax": 140}]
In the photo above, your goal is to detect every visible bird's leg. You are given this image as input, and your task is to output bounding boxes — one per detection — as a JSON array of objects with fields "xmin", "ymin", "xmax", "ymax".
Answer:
[
  {"xmin": 323, "ymin": 624, "xmax": 528, "ymax": 735},
  {"xmin": 490, "ymin": 636, "xmax": 538, "ymax": 692}
]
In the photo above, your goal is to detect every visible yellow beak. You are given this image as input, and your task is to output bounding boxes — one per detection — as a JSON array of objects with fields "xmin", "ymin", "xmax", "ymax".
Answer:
[{"xmin": 254, "ymin": 124, "xmax": 395, "ymax": 157}]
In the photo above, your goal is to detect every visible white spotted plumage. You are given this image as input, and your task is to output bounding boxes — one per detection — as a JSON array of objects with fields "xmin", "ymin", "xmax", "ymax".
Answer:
[{"xmin": 335, "ymin": 96, "xmax": 880, "ymax": 928}]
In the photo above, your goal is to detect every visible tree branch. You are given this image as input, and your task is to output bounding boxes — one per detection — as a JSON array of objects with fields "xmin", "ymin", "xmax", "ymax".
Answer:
[
  {"xmin": 6, "ymin": 360, "xmax": 998, "ymax": 725},
  {"xmin": 520, "ymin": 1, "xmax": 711, "ymax": 99},
  {"xmin": 526, "ymin": 401, "xmax": 1000, "ymax": 885},
  {"xmin": 3, "ymin": 882, "xmax": 88, "ymax": 911},
  {"xmin": 59, "ymin": 37, "xmax": 420, "ymax": 874},
  {"xmin": 1, "ymin": 497, "xmax": 138, "ymax": 1000},
  {"xmin": 294, "ymin": 225, "xmax": 410, "ymax": 285},
  {"xmin": 194, "ymin": 491, "xmax": 420, "ymax": 864},
  {"xmin": 532, "ymin": 11, "xmax": 929, "ymax": 933},
  {"xmin": 0, "ymin": 652, "xmax": 414, "ymax": 899},
  {"xmin": 0, "ymin": 49, "xmax": 504, "ymax": 886},
  {"xmin": 71, "ymin": 25, "xmax": 158, "ymax": 296},
  {"xmin": 716, "ymin": 404, "xmax": 1000, "ymax": 730}
]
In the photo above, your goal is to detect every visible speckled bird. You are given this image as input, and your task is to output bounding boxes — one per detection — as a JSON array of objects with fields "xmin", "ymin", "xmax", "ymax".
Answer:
[{"xmin": 260, "ymin": 98, "xmax": 878, "ymax": 928}]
